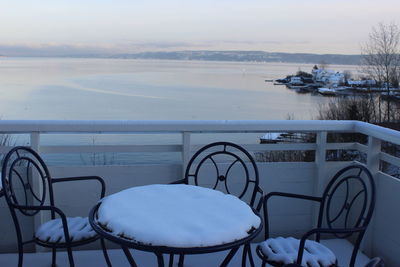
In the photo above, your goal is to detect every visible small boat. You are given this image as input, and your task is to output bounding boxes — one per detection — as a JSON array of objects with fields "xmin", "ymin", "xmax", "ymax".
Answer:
[
  {"xmin": 333, "ymin": 86, "xmax": 351, "ymax": 91},
  {"xmin": 318, "ymin": 87, "xmax": 337, "ymax": 96},
  {"xmin": 289, "ymin": 76, "xmax": 304, "ymax": 86}
]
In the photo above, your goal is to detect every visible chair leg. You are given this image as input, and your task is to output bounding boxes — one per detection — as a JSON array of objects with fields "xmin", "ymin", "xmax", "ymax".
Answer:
[
  {"xmin": 17, "ymin": 242, "xmax": 23, "ymax": 267},
  {"xmin": 122, "ymin": 246, "xmax": 138, "ymax": 267},
  {"xmin": 51, "ymin": 248, "xmax": 57, "ymax": 267},
  {"xmin": 221, "ymin": 246, "xmax": 240, "ymax": 267},
  {"xmin": 178, "ymin": 254, "xmax": 184, "ymax": 267},
  {"xmin": 242, "ymin": 244, "xmax": 248, "ymax": 267},
  {"xmin": 100, "ymin": 238, "xmax": 112, "ymax": 267},
  {"xmin": 66, "ymin": 246, "xmax": 75, "ymax": 267}
]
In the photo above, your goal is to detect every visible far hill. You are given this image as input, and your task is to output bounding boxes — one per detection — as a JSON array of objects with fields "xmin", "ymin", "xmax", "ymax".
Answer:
[
  {"xmin": 0, "ymin": 45, "xmax": 361, "ymax": 65},
  {"xmin": 112, "ymin": 51, "xmax": 361, "ymax": 65}
]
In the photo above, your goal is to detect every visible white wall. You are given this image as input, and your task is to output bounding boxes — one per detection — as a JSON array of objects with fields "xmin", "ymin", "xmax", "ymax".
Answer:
[{"xmin": 372, "ymin": 173, "xmax": 400, "ymax": 267}]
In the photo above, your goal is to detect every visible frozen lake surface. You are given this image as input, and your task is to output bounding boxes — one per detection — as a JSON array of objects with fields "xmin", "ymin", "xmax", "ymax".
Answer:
[{"xmin": 0, "ymin": 58, "xmax": 358, "ymax": 120}]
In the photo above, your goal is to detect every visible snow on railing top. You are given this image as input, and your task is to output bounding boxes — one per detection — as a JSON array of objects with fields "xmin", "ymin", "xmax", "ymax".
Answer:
[
  {"xmin": 0, "ymin": 120, "xmax": 355, "ymax": 133},
  {"xmin": 0, "ymin": 119, "xmax": 398, "ymax": 144},
  {"xmin": 355, "ymin": 121, "xmax": 400, "ymax": 145}
]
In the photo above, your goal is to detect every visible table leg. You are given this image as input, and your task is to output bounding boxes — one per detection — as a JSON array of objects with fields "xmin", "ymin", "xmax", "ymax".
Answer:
[
  {"xmin": 121, "ymin": 246, "xmax": 138, "ymax": 267},
  {"xmin": 242, "ymin": 244, "xmax": 248, "ymax": 267},
  {"xmin": 221, "ymin": 246, "xmax": 239, "ymax": 267},
  {"xmin": 247, "ymin": 244, "xmax": 255, "ymax": 267},
  {"xmin": 241, "ymin": 244, "xmax": 255, "ymax": 267}
]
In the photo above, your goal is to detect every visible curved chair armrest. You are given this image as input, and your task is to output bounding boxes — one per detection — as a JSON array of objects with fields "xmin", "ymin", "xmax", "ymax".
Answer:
[
  {"xmin": 12, "ymin": 204, "xmax": 70, "ymax": 226},
  {"xmin": 169, "ymin": 178, "xmax": 187, "ymax": 184},
  {"xmin": 12, "ymin": 203, "xmax": 66, "ymax": 216},
  {"xmin": 265, "ymin": 192, "xmax": 322, "ymax": 203},
  {"xmin": 52, "ymin": 176, "xmax": 106, "ymax": 198},
  {"xmin": 296, "ymin": 227, "xmax": 366, "ymax": 265},
  {"xmin": 263, "ymin": 192, "xmax": 322, "ymax": 239}
]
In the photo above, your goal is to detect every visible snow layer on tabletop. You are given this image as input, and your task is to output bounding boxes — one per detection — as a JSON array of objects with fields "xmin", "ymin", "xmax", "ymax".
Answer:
[
  {"xmin": 36, "ymin": 217, "xmax": 96, "ymax": 243},
  {"xmin": 98, "ymin": 184, "xmax": 261, "ymax": 248},
  {"xmin": 259, "ymin": 237, "xmax": 336, "ymax": 267}
]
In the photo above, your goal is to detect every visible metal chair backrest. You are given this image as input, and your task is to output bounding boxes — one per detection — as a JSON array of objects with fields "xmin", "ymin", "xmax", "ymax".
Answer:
[
  {"xmin": 1, "ymin": 146, "xmax": 55, "ymax": 217},
  {"xmin": 317, "ymin": 164, "xmax": 376, "ymax": 239},
  {"xmin": 184, "ymin": 142, "xmax": 260, "ymax": 207}
]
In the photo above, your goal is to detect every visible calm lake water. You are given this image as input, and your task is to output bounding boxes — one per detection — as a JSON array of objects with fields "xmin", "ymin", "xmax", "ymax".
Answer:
[
  {"xmin": 0, "ymin": 58, "xmax": 359, "ymax": 120},
  {"xmin": 0, "ymin": 58, "xmax": 359, "ymax": 164}
]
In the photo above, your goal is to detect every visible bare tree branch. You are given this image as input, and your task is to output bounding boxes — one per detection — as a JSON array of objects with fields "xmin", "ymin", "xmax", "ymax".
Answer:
[{"xmin": 361, "ymin": 22, "xmax": 400, "ymax": 122}]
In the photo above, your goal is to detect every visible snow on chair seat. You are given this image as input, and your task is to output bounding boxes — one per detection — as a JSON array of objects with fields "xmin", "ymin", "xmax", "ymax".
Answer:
[
  {"xmin": 259, "ymin": 237, "xmax": 337, "ymax": 267},
  {"xmin": 35, "ymin": 217, "xmax": 97, "ymax": 244}
]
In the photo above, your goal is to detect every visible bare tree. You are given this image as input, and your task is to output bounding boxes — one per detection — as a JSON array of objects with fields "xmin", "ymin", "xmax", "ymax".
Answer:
[
  {"xmin": 361, "ymin": 22, "xmax": 400, "ymax": 122},
  {"xmin": 343, "ymin": 70, "xmax": 352, "ymax": 84}
]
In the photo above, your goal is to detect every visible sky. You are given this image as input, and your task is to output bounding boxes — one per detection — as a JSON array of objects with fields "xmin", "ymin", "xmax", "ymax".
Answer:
[{"xmin": 1, "ymin": 0, "xmax": 400, "ymax": 55}]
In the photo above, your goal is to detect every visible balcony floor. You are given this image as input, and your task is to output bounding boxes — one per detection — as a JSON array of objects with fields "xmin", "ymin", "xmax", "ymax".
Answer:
[
  {"xmin": 0, "ymin": 245, "xmax": 263, "ymax": 267},
  {"xmin": 0, "ymin": 240, "xmax": 372, "ymax": 267}
]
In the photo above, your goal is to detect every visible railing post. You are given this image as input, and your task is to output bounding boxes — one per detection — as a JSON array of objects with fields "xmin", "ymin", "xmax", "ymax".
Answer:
[
  {"xmin": 30, "ymin": 132, "xmax": 46, "ymax": 252},
  {"xmin": 313, "ymin": 131, "xmax": 327, "ymax": 226},
  {"xmin": 30, "ymin": 132, "xmax": 40, "ymax": 152},
  {"xmin": 315, "ymin": 131, "xmax": 327, "ymax": 196},
  {"xmin": 367, "ymin": 136, "xmax": 381, "ymax": 176},
  {"xmin": 363, "ymin": 136, "xmax": 381, "ymax": 255},
  {"xmin": 182, "ymin": 132, "xmax": 191, "ymax": 177}
]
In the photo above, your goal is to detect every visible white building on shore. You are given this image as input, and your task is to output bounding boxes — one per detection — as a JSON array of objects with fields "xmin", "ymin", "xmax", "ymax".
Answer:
[{"xmin": 312, "ymin": 68, "xmax": 345, "ymax": 86}]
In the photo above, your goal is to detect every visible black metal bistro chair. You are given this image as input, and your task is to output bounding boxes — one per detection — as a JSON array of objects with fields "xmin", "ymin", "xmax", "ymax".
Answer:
[
  {"xmin": 171, "ymin": 141, "xmax": 264, "ymax": 267},
  {"xmin": 256, "ymin": 164, "xmax": 376, "ymax": 267},
  {"xmin": 1, "ymin": 146, "xmax": 111, "ymax": 267}
]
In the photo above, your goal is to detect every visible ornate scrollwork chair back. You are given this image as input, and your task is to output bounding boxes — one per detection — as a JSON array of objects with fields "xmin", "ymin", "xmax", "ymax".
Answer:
[
  {"xmin": 184, "ymin": 142, "xmax": 262, "ymax": 208},
  {"xmin": 2, "ymin": 146, "xmax": 53, "ymax": 217},
  {"xmin": 318, "ymin": 164, "xmax": 376, "ymax": 240}
]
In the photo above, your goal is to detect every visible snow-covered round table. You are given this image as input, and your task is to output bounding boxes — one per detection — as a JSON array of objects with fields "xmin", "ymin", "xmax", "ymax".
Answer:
[{"xmin": 89, "ymin": 184, "xmax": 262, "ymax": 267}]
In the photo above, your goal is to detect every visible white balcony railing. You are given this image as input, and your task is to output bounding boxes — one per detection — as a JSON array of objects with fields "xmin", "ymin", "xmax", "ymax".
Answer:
[{"xmin": 0, "ymin": 120, "xmax": 399, "ymax": 266}]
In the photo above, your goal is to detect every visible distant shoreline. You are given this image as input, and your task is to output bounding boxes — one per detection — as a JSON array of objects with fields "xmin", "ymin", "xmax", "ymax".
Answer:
[{"xmin": 0, "ymin": 50, "xmax": 361, "ymax": 65}]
